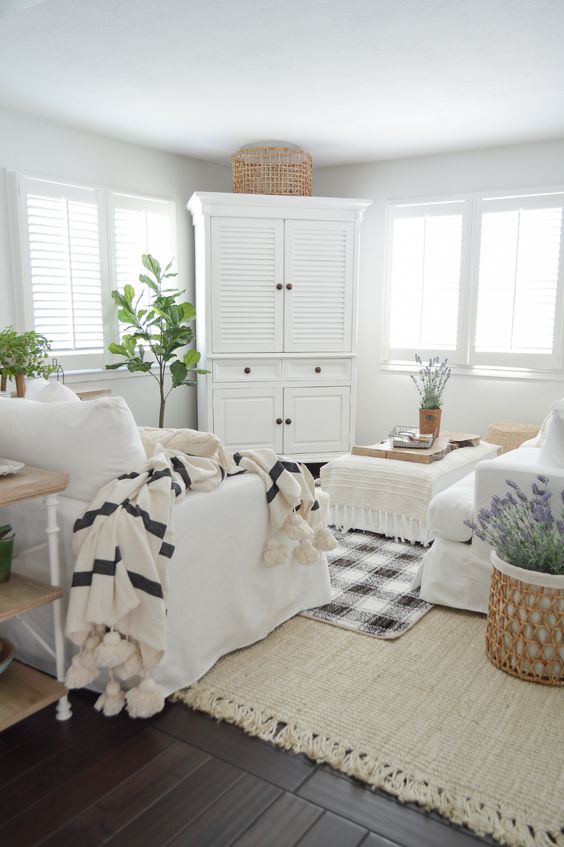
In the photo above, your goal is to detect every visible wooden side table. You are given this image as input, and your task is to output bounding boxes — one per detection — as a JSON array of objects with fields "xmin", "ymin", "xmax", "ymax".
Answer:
[{"xmin": 0, "ymin": 465, "xmax": 71, "ymax": 730}]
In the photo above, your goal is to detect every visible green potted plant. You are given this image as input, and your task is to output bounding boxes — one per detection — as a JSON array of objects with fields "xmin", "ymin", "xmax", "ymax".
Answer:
[
  {"xmin": 0, "ymin": 327, "xmax": 55, "ymax": 397},
  {"xmin": 0, "ymin": 524, "xmax": 15, "ymax": 583},
  {"xmin": 410, "ymin": 354, "xmax": 451, "ymax": 436},
  {"xmin": 466, "ymin": 476, "xmax": 564, "ymax": 685},
  {"xmin": 106, "ymin": 254, "xmax": 207, "ymax": 427}
]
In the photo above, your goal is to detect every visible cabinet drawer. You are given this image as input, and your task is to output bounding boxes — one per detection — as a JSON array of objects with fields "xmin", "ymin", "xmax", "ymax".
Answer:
[
  {"xmin": 213, "ymin": 358, "xmax": 282, "ymax": 382},
  {"xmin": 284, "ymin": 358, "xmax": 352, "ymax": 381}
]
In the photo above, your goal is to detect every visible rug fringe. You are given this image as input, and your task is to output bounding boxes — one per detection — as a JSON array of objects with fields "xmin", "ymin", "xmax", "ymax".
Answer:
[{"xmin": 171, "ymin": 684, "xmax": 560, "ymax": 847}]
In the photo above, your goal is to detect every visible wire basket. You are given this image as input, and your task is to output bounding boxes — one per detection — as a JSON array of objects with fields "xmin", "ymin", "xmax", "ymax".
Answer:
[
  {"xmin": 231, "ymin": 145, "xmax": 312, "ymax": 196},
  {"xmin": 389, "ymin": 426, "xmax": 436, "ymax": 450}
]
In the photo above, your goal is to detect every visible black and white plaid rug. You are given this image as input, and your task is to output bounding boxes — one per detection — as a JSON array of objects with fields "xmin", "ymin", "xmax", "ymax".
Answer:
[{"xmin": 303, "ymin": 529, "xmax": 432, "ymax": 639}]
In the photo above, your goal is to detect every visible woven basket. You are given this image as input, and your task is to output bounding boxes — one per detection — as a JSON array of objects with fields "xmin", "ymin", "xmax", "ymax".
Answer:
[
  {"xmin": 231, "ymin": 145, "xmax": 312, "ymax": 196},
  {"xmin": 486, "ymin": 552, "xmax": 564, "ymax": 685},
  {"xmin": 484, "ymin": 422, "xmax": 539, "ymax": 454}
]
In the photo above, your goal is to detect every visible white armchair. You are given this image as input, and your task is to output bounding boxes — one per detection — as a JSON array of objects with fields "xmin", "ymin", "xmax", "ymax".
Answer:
[{"xmin": 414, "ymin": 404, "xmax": 564, "ymax": 613}]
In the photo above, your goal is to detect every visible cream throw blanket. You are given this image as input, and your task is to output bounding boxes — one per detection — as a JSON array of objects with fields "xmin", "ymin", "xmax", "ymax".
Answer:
[{"xmin": 65, "ymin": 428, "xmax": 335, "ymax": 718}]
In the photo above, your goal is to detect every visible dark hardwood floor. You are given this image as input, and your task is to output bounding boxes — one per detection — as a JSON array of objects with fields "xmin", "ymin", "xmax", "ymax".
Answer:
[{"xmin": 0, "ymin": 690, "xmax": 497, "ymax": 847}]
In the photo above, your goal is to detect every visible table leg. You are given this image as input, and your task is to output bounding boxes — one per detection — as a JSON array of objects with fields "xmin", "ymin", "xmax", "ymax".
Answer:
[{"xmin": 45, "ymin": 493, "xmax": 72, "ymax": 721}]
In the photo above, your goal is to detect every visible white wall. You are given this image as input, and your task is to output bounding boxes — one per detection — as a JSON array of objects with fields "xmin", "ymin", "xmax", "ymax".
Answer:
[
  {"xmin": 314, "ymin": 140, "xmax": 564, "ymax": 443},
  {"xmin": 0, "ymin": 107, "xmax": 230, "ymax": 427}
]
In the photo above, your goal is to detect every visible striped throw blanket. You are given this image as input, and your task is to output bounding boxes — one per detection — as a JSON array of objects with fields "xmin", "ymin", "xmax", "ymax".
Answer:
[{"xmin": 65, "ymin": 433, "xmax": 335, "ymax": 718}]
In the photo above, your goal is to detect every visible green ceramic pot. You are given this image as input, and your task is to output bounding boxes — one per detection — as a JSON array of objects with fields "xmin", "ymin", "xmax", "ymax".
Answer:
[{"xmin": 0, "ymin": 524, "xmax": 15, "ymax": 583}]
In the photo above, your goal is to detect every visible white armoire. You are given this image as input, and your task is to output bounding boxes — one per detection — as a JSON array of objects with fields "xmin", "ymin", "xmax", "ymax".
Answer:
[{"xmin": 187, "ymin": 192, "xmax": 371, "ymax": 462}]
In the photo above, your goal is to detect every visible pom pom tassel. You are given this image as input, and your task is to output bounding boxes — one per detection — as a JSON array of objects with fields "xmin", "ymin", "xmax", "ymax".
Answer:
[
  {"xmin": 282, "ymin": 513, "xmax": 313, "ymax": 541},
  {"xmin": 95, "ymin": 631, "xmax": 135, "ymax": 668},
  {"xmin": 262, "ymin": 539, "xmax": 289, "ymax": 566},
  {"xmin": 65, "ymin": 652, "xmax": 100, "ymax": 689},
  {"xmin": 126, "ymin": 677, "xmax": 165, "ymax": 718},
  {"xmin": 94, "ymin": 679, "xmax": 125, "ymax": 717},
  {"xmin": 294, "ymin": 539, "xmax": 319, "ymax": 565},
  {"xmin": 313, "ymin": 526, "xmax": 337, "ymax": 551},
  {"xmin": 114, "ymin": 643, "xmax": 144, "ymax": 680}
]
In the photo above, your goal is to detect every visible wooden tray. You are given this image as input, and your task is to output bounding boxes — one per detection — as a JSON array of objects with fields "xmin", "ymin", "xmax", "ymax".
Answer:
[{"xmin": 352, "ymin": 432, "xmax": 480, "ymax": 464}]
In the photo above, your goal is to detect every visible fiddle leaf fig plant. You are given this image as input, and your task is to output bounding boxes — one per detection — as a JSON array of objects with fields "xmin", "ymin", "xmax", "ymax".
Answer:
[{"xmin": 106, "ymin": 254, "xmax": 207, "ymax": 427}]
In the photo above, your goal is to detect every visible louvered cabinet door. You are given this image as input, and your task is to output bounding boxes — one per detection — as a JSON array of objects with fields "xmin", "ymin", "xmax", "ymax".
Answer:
[
  {"xmin": 211, "ymin": 217, "xmax": 284, "ymax": 352},
  {"xmin": 284, "ymin": 220, "xmax": 354, "ymax": 352}
]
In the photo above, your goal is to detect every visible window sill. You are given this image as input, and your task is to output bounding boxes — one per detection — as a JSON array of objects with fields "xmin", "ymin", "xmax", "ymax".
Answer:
[
  {"xmin": 379, "ymin": 362, "xmax": 564, "ymax": 382},
  {"xmin": 61, "ymin": 367, "xmax": 162, "ymax": 384}
]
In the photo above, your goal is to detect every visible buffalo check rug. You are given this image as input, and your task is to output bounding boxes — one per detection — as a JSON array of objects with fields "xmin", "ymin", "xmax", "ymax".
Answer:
[{"xmin": 302, "ymin": 528, "xmax": 432, "ymax": 638}]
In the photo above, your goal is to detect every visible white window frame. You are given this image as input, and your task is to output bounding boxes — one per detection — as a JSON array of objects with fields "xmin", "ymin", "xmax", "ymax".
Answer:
[
  {"xmin": 10, "ymin": 170, "xmax": 177, "ymax": 373},
  {"xmin": 383, "ymin": 187, "xmax": 564, "ymax": 374}
]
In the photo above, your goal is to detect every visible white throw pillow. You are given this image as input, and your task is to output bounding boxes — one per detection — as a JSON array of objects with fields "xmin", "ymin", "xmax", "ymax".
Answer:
[
  {"xmin": 25, "ymin": 379, "xmax": 80, "ymax": 403},
  {"xmin": 0, "ymin": 396, "xmax": 146, "ymax": 502},
  {"xmin": 538, "ymin": 401, "xmax": 564, "ymax": 467}
]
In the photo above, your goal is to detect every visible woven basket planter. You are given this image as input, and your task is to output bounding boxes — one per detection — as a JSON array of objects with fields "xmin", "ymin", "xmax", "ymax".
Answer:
[
  {"xmin": 231, "ymin": 146, "xmax": 312, "ymax": 196},
  {"xmin": 486, "ymin": 551, "xmax": 564, "ymax": 685}
]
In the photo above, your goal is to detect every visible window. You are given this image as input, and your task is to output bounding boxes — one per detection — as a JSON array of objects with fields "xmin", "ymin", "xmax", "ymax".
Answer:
[
  {"xmin": 16, "ymin": 174, "xmax": 176, "ymax": 371},
  {"xmin": 385, "ymin": 190, "xmax": 564, "ymax": 371}
]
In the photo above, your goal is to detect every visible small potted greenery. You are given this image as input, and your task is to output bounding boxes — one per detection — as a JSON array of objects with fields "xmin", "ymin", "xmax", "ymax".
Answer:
[
  {"xmin": 0, "ymin": 524, "xmax": 15, "ymax": 583},
  {"xmin": 0, "ymin": 327, "xmax": 55, "ymax": 397},
  {"xmin": 466, "ymin": 476, "xmax": 564, "ymax": 685},
  {"xmin": 410, "ymin": 354, "xmax": 451, "ymax": 436},
  {"xmin": 107, "ymin": 254, "xmax": 207, "ymax": 427}
]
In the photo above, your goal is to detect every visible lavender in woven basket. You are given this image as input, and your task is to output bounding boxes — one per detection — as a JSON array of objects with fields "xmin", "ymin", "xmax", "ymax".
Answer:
[{"xmin": 465, "ymin": 475, "xmax": 564, "ymax": 576}]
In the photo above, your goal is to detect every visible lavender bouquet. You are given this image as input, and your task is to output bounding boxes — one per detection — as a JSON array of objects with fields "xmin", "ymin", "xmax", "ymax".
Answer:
[
  {"xmin": 465, "ymin": 475, "xmax": 564, "ymax": 576},
  {"xmin": 410, "ymin": 354, "xmax": 451, "ymax": 409}
]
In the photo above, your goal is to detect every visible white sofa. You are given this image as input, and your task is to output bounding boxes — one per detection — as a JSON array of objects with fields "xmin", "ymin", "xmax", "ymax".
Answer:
[
  {"xmin": 0, "ymin": 396, "xmax": 331, "ymax": 695},
  {"xmin": 414, "ymin": 405, "xmax": 564, "ymax": 613}
]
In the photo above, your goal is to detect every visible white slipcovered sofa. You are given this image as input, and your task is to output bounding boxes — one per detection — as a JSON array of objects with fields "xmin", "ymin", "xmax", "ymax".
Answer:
[
  {"xmin": 414, "ymin": 402, "xmax": 564, "ymax": 613},
  {"xmin": 0, "ymin": 393, "xmax": 331, "ymax": 695}
]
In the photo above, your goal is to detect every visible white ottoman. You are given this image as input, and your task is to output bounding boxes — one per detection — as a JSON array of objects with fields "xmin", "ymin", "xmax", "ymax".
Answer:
[{"xmin": 320, "ymin": 441, "xmax": 500, "ymax": 545}]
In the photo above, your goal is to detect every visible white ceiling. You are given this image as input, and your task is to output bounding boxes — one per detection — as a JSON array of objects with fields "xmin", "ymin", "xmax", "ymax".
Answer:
[{"xmin": 1, "ymin": 0, "xmax": 563, "ymax": 166}]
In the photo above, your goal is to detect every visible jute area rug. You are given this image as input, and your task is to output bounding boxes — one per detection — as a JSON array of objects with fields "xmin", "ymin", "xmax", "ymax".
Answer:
[
  {"xmin": 302, "ymin": 528, "xmax": 431, "ymax": 638},
  {"xmin": 174, "ymin": 608, "xmax": 564, "ymax": 847}
]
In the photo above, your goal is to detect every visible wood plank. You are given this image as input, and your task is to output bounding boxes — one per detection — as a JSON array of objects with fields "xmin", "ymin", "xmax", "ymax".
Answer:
[
  {"xmin": 0, "ymin": 661, "xmax": 66, "ymax": 732},
  {"xmin": 41, "ymin": 741, "xmax": 210, "ymax": 847},
  {"xmin": 0, "ymin": 573, "xmax": 63, "ymax": 622},
  {"xmin": 352, "ymin": 432, "xmax": 481, "ymax": 464},
  {"xmin": 360, "ymin": 834, "xmax": 403, "ymax": 847},
  {"xmin": 69, "ymin": 387, "xmax": 111, "ymax": 401},
  {"xmin": 230, "ymin": 792, "xmax": 323, "ymax": 847},
  {"xmin": 0, "ymin": 465, "xmax": 68, "ymax": 505},
  {"xmin": 167, "ymin": 771, "xmax": 282, "ymax": 847},
  {"xmin": 298, "ymin": 769, "xmax": 487, "ymax": 847},
  {"xmin": 104, "ymin": 757, "xmax": 245, "ymax": 847},
  {"xmin": 295, "ymin": 810, "xmax": 368, "ymax": 847},
  {"xmin": 0, "ymin": 729, "xmax": 177, "ymax": 847},
  {"xmin": 154, "ymin": 702, "xmax": 317, "ymax": 791},
  {"xmin": 0, "ymin": 706, "xmax": 144, "ymax": 823}
]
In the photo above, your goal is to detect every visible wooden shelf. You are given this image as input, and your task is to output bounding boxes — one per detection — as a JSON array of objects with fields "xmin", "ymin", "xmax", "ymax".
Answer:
[
  {"xmin": 0, "ymin": 574, "xmax": 63, "ymax": 623},
  {"xmin": 0, "ymin": 465, "xmax": 69, "ymax": 506},
  {"xmin": 0, "ymin": 661, "xmax": 66, "ymax": 731}
]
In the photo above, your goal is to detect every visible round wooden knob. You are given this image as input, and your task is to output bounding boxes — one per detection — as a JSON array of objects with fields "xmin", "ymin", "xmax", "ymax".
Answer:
[
  {"xmin": 286, "ymin": 283, "xmax": 293, "ymax": 290},
  {"xmin": 285, "ymin": 418, "xmax": 292, "ymax": 425},
  {"xmin": 276, "ymin": 283, "xmax": 283, "ymax": 290},
  {"xmin": 276, "ymin": 418, "xmax": 283, "ymax": 425},
  {"xmin": 315, "ymin": 366, "xmax": 321, "ymax": 373},
  {"xmin": 244, "ymin": 367, "xmax": 251, "ymax": 374}
]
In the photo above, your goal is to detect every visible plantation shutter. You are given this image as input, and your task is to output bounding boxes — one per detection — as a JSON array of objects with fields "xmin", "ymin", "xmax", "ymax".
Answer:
[
  {"xmin": 387, "ymin": 200, "xmax": 467, "ymax": 362},
  {"xmin": 19, "ymin": 176, "xmax": 105, "ymax": 369},
  {"xmin": 472, "ymin": 193, "xmax": 564, "ymax": 368},
  {"xmin": 109, "ymin": 193, "xmax": 175, "ymax": 304}
]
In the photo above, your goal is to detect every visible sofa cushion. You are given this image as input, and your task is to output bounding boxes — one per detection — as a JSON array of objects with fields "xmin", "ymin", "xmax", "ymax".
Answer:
[
  {"xmin": 539, "ymin": 400, "xmax": 564, "ymax": 467},
  {"xmin": 0, "ymin": 396, "xmax": 146, "ymax": 502},
  {"xmin": 427, "ymin": 472, "xmax": 475, "ymax": 542},
  {"xmin": 25, "ymin": 379, "xmax": 80, "ymax": 403}
]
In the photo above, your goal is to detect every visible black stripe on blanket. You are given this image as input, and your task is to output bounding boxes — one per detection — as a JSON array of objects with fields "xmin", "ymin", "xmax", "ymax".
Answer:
[
  {"xmin": 72, "ymin": 546, "xmax": 121, "ymax": 583},
  {"xmin": 122, "ymin": 500, "xmax": 167, "ymax": 539},
  {"xmin": 281, "ymin": 460, "xmax": 301, "ymax": 473},
  {"xmin": 117, "ymin": 471, "xmax": 141, "ymax": 480},
  {"xmin": 74, "ymin": 501, "xmax": 119, "ymax": 532},
  {"xmin": 72, "ymin": 567, "xmax": 163, "ymax": 599},
  {"xmin": 171, "ymin": 456, "xmax": 192, "ymax": 490},
  {"xmin": 266, "ymin": 482, "xmax": 279, "ymax": 504},
  {"xmin": 312, "ymin": 499, "xmax": 320, "ymax": 511},
  {"xmin": 148, "ymin": 468, "xmax": 172, "ymax": 484},
  {"xmin": 159, "ymin": 541, "xmax": 175, "ymax": 558},
  {"xmin": 233, "ymin": 452, "xmax": 242, "ymax": 465},
  {"xmin": 268, "ymin": 460, "xmax": 285, "ymax": 483}
]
